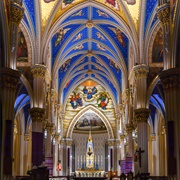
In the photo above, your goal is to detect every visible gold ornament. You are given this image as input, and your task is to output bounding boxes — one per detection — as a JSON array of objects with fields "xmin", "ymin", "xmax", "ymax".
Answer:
[
  {"xmin": 10, "ymin": 2, "xmax": 24, "ymax": 25},
  {"xmin": 31, "ymin": 64, "xmax": 47, "ymax": 79},
  {"xmin": 157, "ymin": 4, "xmax": 170, "ymax": 26},
  {"xmin": 0, "ymin": 68, "xmax": 21, "ymax": 89},
  {"xmin": 159, "ymin": 68, "xmax": 179, "ymax": 91},
  {"xmin": 29, "ymin": 107, "xmax": 45, "ymax": 122},
  {"xmin": 134, "ymin": 108, "xmax": 150, "ymax": 123}
]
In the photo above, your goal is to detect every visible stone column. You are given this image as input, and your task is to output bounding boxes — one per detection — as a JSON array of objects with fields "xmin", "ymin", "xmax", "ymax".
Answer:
[
  {"xmin": 0, "ymin": 68, "xmax": 21, "ymax": 179},
  {"xmin": 9, "ymin": 1, "xmax": 24, "ymax": 69},
  {"xmin": 24, "ymin": 133, "xmax": 31, "ymax": 174},
  {"xmin": 29, "ymin": 107, "xmax": 45, "ymax": 167},
  {"xmin": 53, "ymin": 134, "xmax": 60, "ymax": 176},
  {"xmin": 159, "ymin": 68, "xmax": 180, "ymax": 179},
  {"xmin": 31, "ymin": 64, "xmax": 47, "ymax": 108},
  {"xmin": 66, "ymin": 139, "xmax": 73, "ymax": 176},
  {"xmin": 126, "ymin": 123, "xmax": 134, "ymax": 157},
  {"xmin": 134, "ymin": 108, "xmax": 150, "ymax": 173},
  {"xmin": 157, "ymin": 1, "xmax": 171, "ymax": 70}
]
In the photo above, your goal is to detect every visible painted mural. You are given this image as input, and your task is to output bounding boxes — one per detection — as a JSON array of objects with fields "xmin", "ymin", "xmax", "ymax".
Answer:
[
  {"xmin": 63, "ymin": 80, "xmax": 116, "ymax": 137},
  {"xmin": 152, "ymin": 28, "xmax": 163, "ymax": 63},
  {"xmin": 17, "ymin": 31, "xmax": 28, "ymax": 62},
  {"xmin": 74, "ymin": 110, "xmax": 107, "ymax": 131},
  {"xmin": 69, "ymin": 80, "xmax": 110, "ymax": 110}
]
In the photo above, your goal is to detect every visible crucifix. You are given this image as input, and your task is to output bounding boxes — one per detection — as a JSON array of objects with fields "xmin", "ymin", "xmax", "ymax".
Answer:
[{"xmin": 136, "ymin": 147, "xmax": 145, "ymax": 167}]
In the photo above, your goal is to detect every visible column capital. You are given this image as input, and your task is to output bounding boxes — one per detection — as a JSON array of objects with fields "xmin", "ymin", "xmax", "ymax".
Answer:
[
  {"xmin": 134, "ymin": 108, "xmax": 150, "ymax": 123},
  {"xmin": 66, "ymin": 138, "xmax": 73, "ymax": 147},
  {"xmin": 0, "ymin": 68, "xmax": 21, "ymax": 89},
  {"xmin": 24, "ymin": 133, "xmax": 30, "ymax": 141},
  {"xmin": 120, "ymin": 135, "xmax": 125, "ymax": 142},
  {"xmin": 45, "ymin": 122, "xmax": 55, "ymax": 133},
  {"xmin": 54, "ymin": 133, "xmax": 60, "ymax": 142},
  {"xmin": 29, "ymin": 107, "xmax": 45, "ymax": 122},
  {"xmin": 157, "ymin": 3, "xmax": 170, "ymax": 26},
  {"xmin": 10, "ymin": 2, "xmax": 24, "ymax": 26},
  {"xmin": 129, "ymin": 64, "xmax": 149, "ymax": 81},
  {"xmin": 126, "ymin": 123, "xmax": 134, "ymax": 134},
  {"xmin": 31, "ymin": 64, "xmax": 47, "ymax": 79},
  {"xmin": 159, "ymin": 68, "xmax": 180, "ymax": 91},
  {"xmin": 108, "ymin": 139, "xmax": 115, "ymax": 147},
  {"xmin": 150, "ymin": 133, "xmax": 156, "ymax": 141}
]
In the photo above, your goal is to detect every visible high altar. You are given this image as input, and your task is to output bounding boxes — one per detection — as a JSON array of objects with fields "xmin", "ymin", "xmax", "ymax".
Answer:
[{"xmin": 75, "ymin": 131, "xmax": 105, "ymax": 177}]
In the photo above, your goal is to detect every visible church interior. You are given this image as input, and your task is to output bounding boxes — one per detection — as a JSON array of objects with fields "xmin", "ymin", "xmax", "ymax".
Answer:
[{"xmin": 0, "ymin": 0, "xmax": 180, "ymax": 179}]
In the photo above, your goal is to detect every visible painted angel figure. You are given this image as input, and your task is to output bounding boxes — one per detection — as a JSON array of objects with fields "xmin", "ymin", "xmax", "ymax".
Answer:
[
  {"xmin": 96, "ymin": 10, "xmax": 109, "ymax": 18},
  {"xmin": 54, "ymin": 28, "xmax": 70, "ymax": 47},
  {"xmin": 124, "ymin": 0, "xmax": 136, "ymax": 5},
  {"xmin": 109, "ymin": 27, "xmax": 126, "ymax": 47},
  {"xmin": 97, "ymin": 44, "xmax": 106, "ymax": 51},
  {"xmin": 96, "ymin": 32, "xmax": 106, "ymax": 41},
  {"xmin": 72, "ymin": 33, "xmax": 82, "ymax": 42}
]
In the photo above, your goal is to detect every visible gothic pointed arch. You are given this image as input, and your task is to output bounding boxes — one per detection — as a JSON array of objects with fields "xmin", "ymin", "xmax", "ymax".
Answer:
[{"xmin": 66, "ymin": 105, "xmax": 114, "ymax": 139}]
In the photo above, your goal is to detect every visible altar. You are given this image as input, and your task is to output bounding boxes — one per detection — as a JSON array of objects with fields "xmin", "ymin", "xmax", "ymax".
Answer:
[
  {"xmin": 75, "ymin": 169, "xmax": 105, "ymax": 177},
  {"xmin": 75, "ymin": 130, "xmax": 105, "ymax": 177}
]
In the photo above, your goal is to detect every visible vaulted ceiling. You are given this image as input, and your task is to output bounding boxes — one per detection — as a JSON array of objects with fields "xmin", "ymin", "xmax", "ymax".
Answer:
[{"xmin": 21, "ymin": 0, "xmax": 161, "ymax": 106}]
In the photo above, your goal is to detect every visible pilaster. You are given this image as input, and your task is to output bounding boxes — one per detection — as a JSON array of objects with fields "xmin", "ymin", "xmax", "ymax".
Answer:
[
  {"xmin": 0, "ymin": 68, "xmax": 21, "ymax": 179},
  {"xmin": 9, "ymin": 2, "xmax": 24, "ymax": 69},
  {"xmin": 159, "ymin": 68, "xmax": 180, "ymax": 179},
  {"xmin": 157, "ymin": 2, "xmax": 171, "ymax": 70},
  {"xmin": 29, "ymin": 107, "xmax": 45, "ymax": 166},
  {"xmin": 134, "ymin": 108, "xmax": 150, "ymax": 173},
  {"xmin": 31, "ymin": 64, "xmax": 47, "ymax": 108}
]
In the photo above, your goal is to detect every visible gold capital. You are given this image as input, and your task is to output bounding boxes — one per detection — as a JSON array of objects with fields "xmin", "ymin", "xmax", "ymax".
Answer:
[
  {"xmin": 31, "ymin": 64, "xmax": 47, "ymax": 79},
  {"xmin": 157, "ymin": 4, "xmax": 170, "ymax": 26},
  {"xmin": 29, "ymin": 107, "xmax": 45, "ymax": 122},
  {"xmin": 134, "ymin": 108, "xmax": 150, "ymax": 123},
  {"xmin": 133, "ymin": 64, "xmax": 149, "ymax": 79},
  {"xmin": 0, "ymin": 68, "xmax": 21, "ymax": 89},
  {"xmin": 24, "ymin": 133, "xmax": 30, "ymax": 141},
  {"xmin": 10, "ymin": 2, "xmax": 24, "ymax": 25},
  {"xmin": 159, "ymin": 68, "xmax": 179, "ymax": 91},
  {"xmin": 126, "ymin": 123, "xmax": 134, "ymax": 134}
]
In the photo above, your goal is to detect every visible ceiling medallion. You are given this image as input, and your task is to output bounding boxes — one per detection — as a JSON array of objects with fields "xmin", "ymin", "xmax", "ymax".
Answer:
[
  {"xmin": 87, "ymin": 51, "xmax": 93, "ymax": 57},
  {"xmin": 86, "ymin": 20, "xmax": 94, "ymax": 28}
]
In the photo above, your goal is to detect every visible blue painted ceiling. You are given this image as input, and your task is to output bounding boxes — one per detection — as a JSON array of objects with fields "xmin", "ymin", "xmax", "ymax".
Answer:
[{"xmin": 53, "ymin": 5, "xmax": 129, "ymax": 103}]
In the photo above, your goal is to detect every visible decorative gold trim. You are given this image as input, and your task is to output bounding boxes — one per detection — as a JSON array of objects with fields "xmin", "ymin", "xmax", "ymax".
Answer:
[
  {"xmin": 86, "ymin": 20, "xmax": 94, "ymax": 28},
  {"xmin": 10, "ymin": 2, "xmax": 24, "ymax": 25},
  {"xmin": 157, "ymin": 3, "xmax": 170, "ymax": 26},
  {"xmin": 134, "ymin": 108, "xmax": 150, "ymax": 123},
  {"xmin": 31, "ymin": 64, "xmax": 47, "ymax": 79},
  {"xmin": 126, "ymin": 123, "xmax": 134, "ymax": 134},
  {"xmin": 24, "ymin": 133, "xmax": 30, "ymax": 141},
  {"xmin": 159, "ymin": 68, "xmax": 179, "ymax": 90},
  {"xmin": 29, "ymin": 107, "xmax": 45, "ymax": 122},
  {"xmin": 0, "ymin": 68, "xmax": 21, "ymax": 89}
]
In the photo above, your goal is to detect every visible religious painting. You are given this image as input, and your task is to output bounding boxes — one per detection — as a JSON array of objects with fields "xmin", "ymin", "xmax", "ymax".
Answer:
[
  {"xmin": 68, "ymin": 80, "xmax": 111, "ymax": 110},
  {"xmin": 54, "ymin": 28, "xmax": 70, "ymax": 47},
  {"xmin": 109, "ymin": 27, "xmax": 126, "ymax": 47},
  {"xmin": 152, "ymin": 28, "xmax": 163, "ymax": 63},
  {"xmin": 74, "ymin": 110, "xmax": 107, "ymax": 131},
  {"xmin": 60, "ymin": 59, "xmax": 71, "ymax": 72},
  {"xmin": 17, "ymin": 31, "xmax": 28, "ymax": 62},
  {"xmin": 71, "ymin": 10, "xmax": 84, "ymax": 17},
  {"xmin": 106, "ymin": 0, "xmax": 116, "ymax": 6}
]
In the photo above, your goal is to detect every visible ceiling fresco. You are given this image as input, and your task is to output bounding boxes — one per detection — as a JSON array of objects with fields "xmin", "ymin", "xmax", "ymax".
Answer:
[
  {"xmin": 73, "ymin": 110, "xmax": 107, "ymax": 132},
  {"xmin": 63, "ymin": 80, "xmax": 116, "ymax": 137},
  {"xmin": 18, "ymin": 0, "xmax": 173, "ymax": 134}
]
